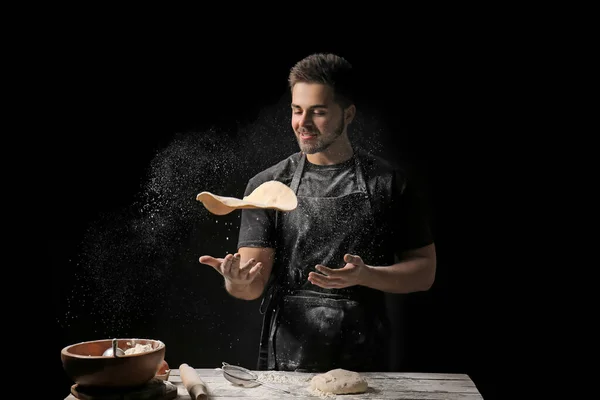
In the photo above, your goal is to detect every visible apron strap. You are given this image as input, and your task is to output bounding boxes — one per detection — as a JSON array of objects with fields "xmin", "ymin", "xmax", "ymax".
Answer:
[
  {"xmin": 290, "ymin": 152, "xmax": 305, "ymax": 194},
  {"xmin": 354, "ymin": 150, "xmax": 373, "ymax": 216},
  {"xmin": 353, "ymin": 150, "xmax": 368, "ymax": 193}
]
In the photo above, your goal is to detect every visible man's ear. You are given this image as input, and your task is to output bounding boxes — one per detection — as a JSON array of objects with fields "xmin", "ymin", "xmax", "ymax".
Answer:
[{"xmin": 345, "ymin": 104, "xmax": 356, "ymax": 124}]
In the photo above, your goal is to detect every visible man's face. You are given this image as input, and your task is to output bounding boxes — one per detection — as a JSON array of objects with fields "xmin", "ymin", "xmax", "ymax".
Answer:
[{"xmin": 291, "ymin": 83, "xmax": 346, "ymax": 154}]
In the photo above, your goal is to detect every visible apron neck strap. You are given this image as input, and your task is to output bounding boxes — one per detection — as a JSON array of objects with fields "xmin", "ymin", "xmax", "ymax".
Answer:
[
  {"xmin": 290, "ymin": 152, "xmax": 306, "ymax": 193},
  {"xmin": 354, "ymin": 150, "xmax": 368, "ymax": 193}
]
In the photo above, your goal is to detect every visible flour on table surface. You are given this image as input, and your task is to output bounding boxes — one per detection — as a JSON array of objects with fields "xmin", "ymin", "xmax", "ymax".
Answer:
[
  {"xmin": 256, "ymin": 370, "xmax": 312, "ymax": 385},
  {"xmin": 257, "ymin": 371, "xmax": 339, "ymax": 398},
  {"xmin": 309, "ymin": 387, "xmax": 337, "ymax": 398}
]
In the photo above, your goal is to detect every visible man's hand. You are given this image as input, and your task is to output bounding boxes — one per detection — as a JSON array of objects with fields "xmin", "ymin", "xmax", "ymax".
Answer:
[
  {"xmin": 199, "ymin": 253, "xmax": 263, "ymax": 287},
  {"xmin": 308, "ymin": 254, "xmax": 370, "ymax": 289}
]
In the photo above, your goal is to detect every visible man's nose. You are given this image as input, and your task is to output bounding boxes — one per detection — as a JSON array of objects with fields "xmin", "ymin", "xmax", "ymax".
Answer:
[{"xmin": 299, "ymin": 113, "xmax": 313, "ymax": 127}]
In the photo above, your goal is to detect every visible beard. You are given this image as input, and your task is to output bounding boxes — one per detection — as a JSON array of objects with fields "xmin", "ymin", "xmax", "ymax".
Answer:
[{"xmin": 296, "ymin": 115, "xmax": 345, "ymax": 154}]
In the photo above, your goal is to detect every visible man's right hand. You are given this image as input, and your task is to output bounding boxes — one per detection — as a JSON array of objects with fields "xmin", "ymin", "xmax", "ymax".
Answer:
[{"xmin": 199, "ymin": 253, "xmax": 263, "ymax": 287}]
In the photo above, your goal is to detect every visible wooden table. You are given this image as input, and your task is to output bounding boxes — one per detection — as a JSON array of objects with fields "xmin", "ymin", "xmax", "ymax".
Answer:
[{"xmin": 65, "ymin": 368, "xmax": 484, "ymax": 399}]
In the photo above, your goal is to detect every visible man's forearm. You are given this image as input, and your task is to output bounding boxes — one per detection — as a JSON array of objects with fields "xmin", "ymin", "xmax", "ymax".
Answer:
[
  {"xmin": 225, "ymin": 279, "xmax": 264, "ymax": 300},
  {"xmin": 361, "ymin": 255, "xmax": 435, "ymax": 294}
]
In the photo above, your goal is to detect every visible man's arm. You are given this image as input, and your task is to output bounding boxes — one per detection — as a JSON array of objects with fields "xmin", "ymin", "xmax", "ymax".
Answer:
[
  {"xmin": 360, "ymin": 243, "xmax": 436, "ymax": 293},
  {"xmin": 361, "ymin": 167, "xmax": 436, "ymax": 293},
  {"xmin": 308, "ymin": 243, "xmax": 436, "ymax": 294},
  {"xmin": 224, "ymin": 247, "xmax": 275, "ymax": 300}
]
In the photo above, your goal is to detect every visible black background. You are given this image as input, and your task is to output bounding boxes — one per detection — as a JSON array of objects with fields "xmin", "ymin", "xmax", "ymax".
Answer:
[{"xmin": 45, "ymin": 31, "xmax": 527, "ymax": 400}]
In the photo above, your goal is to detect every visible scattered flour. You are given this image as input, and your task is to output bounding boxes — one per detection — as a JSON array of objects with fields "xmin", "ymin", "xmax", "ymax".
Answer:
[
  {"xmin": 256, "ymin": 371, "xmax": 337, "ymax": 398},
  {"xmin": 257, "ymin": 371, "xmax": 311, "ymax": 385},
  {"xmin": 310, "ymin": 387, "xmax": 338, "ymax": 398}
]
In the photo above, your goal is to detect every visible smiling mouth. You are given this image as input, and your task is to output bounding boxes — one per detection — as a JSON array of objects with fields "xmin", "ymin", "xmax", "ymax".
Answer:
[{"xmin": 299, "ymin": 132, "xmax": 317, "ymax": 140}]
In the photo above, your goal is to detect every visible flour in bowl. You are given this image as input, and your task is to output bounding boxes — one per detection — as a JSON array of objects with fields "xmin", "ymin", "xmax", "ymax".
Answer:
[{"xmin": 124, "ymin": 343, "xmax": 154, "ymax": 354}]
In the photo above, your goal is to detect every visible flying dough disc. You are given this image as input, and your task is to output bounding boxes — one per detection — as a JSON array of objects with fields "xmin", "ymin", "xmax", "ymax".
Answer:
[{"xmin": 196, "ymin": 180, "xmax": 298, "ymax": 216}]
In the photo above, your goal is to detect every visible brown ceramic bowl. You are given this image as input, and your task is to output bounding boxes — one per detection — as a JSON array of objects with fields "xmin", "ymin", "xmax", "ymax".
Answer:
[{"xmin": 61, "ymin": 338, "xmax": 166, "ymax": 388}]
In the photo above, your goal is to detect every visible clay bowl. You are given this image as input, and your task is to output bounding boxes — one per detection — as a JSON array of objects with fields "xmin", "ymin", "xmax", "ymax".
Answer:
[{"xmin": 61, "ymin": 338, "xmax": 166, "ymax": 388}]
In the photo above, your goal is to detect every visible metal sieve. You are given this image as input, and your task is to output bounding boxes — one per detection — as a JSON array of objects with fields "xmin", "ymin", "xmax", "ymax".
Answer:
[{"xmin": 221, "ymin": 362, "xmax": 296, "ymax": 395}]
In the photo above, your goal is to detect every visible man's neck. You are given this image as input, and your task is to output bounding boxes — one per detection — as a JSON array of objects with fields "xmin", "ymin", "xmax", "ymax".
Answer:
[{"xmin": 306, "ymin": 135, "xmax": 354, "ymax": 166}]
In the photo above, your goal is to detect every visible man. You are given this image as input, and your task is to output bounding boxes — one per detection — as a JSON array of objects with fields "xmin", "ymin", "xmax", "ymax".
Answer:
[{"xmin": 200, "ymin": 53, "xmax": 436, "ymax": 372}]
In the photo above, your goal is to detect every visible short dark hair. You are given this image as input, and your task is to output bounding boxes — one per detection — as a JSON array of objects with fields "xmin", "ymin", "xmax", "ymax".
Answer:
[{"xmin": 288, "ymin": 53, "xmax": 355, "ymax": 109}]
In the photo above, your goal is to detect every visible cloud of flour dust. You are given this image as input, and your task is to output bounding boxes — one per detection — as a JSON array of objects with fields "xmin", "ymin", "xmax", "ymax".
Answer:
[{"xmin": 57, "ymin": 92, "xmax": 393, "ymax": 336}]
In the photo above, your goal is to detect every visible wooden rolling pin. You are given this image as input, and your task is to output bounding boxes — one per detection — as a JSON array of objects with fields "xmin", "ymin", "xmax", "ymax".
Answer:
[{"xmin": 179, "ymin": 363, "xmax": 209, "ymax": 400}]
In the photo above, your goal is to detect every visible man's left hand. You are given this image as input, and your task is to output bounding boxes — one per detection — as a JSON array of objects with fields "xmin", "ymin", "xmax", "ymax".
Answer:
[{"xmin": 308, "ymin": 254, "xmax": 369, "ymax": 289}]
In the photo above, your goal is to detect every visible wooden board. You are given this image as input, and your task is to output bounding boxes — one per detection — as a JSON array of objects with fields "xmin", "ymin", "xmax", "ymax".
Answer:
[{"xmin": 70, "ymin": 379, "xmax": 177, "ymax": 400}]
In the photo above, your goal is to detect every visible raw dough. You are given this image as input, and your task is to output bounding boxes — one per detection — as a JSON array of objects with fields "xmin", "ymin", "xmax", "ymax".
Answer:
[
  {"xmin": 196, "ymin": 180, "xmax": 297, "ymax": 215},
  {"xmin": 310, "ymin": 369, "xmax": 368, "ymax": 395}
]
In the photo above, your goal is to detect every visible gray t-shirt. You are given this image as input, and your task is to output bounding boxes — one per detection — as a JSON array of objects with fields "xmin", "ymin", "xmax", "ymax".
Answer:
[{"xmin": 237, "ymin": 149, "xmax": 433, "ymax": 256}]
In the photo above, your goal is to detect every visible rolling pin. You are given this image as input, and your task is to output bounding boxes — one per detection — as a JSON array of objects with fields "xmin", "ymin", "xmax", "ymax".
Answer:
[{"xmin": 179, "ymin": 363, "xmax": 209, "ymax": 400}]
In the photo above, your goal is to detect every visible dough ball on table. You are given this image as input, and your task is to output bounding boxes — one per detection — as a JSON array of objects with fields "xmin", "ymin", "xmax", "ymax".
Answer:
[{"xmin": 310, "ymin": 369, "xmax": 368, "ymax": 395}]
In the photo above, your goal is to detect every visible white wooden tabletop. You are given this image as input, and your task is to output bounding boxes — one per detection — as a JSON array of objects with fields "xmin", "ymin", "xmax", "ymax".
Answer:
[{"xmin": 65, "ymin": 367, "xmax": 484, "ymax": 399}]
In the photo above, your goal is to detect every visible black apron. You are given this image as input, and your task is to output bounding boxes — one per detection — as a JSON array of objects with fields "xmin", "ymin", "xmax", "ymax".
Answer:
[{"xmin": 257, "ymin": 151, "xmax": 391, "ymax": 372}]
